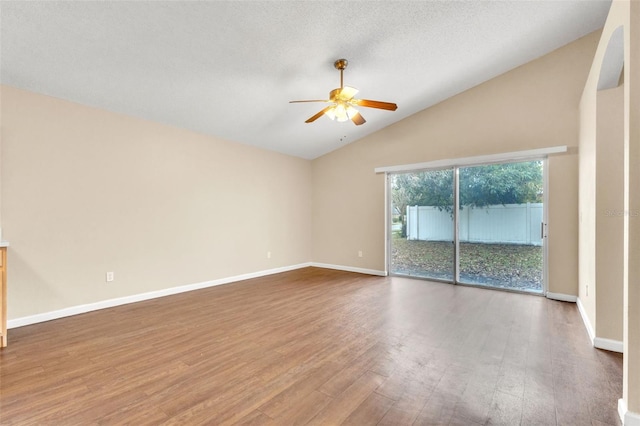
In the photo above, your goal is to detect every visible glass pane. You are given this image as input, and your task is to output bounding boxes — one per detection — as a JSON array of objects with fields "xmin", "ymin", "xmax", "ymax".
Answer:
[
  {"xmin": 390, "ymin": 169, "xmax": 455, "ymax": 281},
  {"xmin": 457, "ymin": 161, "xmax": 544, "ymax": 293}
]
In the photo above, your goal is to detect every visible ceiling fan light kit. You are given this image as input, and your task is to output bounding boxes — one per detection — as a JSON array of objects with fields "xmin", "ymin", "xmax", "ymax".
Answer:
[{"xmin": 290, "ymin": 58, "xmax": 397, "ymax": 126}]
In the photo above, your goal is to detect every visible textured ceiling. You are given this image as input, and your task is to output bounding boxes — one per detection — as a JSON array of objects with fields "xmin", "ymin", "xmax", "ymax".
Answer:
[{"xmin": 1, "ymin": 1, "xmax": 611, "ymax": 159}]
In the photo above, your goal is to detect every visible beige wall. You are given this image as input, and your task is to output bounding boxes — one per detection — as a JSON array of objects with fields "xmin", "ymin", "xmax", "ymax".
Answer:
[
  {"xmin": 312, "ymin": 31, "xmax": 601, "ymax": 296},
  {"xmin": 595, "ymin": 85, "xmax": 624, "ymax": 342},
  {"xmin": 579, "ymin": 82, "xmax": 625, "ymax": 344},
  {"xmin": 0, "ymin": 119, "xmax": 2, "ymax": 238},
  {"xmin": 579, "ymin": 70, "xmax": 598, "ymax": 326},
  {"xmin": 0, "ymin": 85, "xmax": 312, "ymax": 319}
]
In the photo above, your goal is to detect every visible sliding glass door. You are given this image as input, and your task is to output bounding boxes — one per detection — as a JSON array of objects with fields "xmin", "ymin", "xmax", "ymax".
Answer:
[
  {"xmin": 389, "ymin": 169, "xmax": 455, "ymax": 281},
  {"xmin": 457, "ymin": 161, "xmax": 544, "ymax": 293},
  {"xmin": 389, "ymin": 160, "xmax": 545, "ymax": 294}
]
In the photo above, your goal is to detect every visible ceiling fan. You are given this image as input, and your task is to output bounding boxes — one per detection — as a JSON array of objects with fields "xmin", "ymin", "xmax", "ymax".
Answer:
[{"xmin": 290, "ymin": 59, "xmax": 398, "ymax": 126}]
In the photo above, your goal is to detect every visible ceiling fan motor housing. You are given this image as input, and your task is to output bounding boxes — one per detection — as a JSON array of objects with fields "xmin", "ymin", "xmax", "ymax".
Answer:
[{"xmin": 334, "ymin": 59, "xmax": 348, "ymax": 70}]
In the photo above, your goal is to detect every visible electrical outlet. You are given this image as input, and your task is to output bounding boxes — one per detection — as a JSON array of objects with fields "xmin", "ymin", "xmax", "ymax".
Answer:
[
  {"xmin": 358, "ymin": 250, "xmax": 363, "ymax": 258},
  {"xmin": 267, "ymin": 251, "xmax": 271, "ymax": 259},
  {"xmin": 586, "ymin": 284, "xmax": 589, "ymax": 297},
  {"xmin": 106, "ymin": 272, "xmax": 114, "ymax": 282}
]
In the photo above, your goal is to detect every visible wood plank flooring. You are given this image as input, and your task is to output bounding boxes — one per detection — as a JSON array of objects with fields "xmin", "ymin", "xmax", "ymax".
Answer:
[{"xmin": 0, "ymin": 267, "xmax": 622, "ymax": 425}]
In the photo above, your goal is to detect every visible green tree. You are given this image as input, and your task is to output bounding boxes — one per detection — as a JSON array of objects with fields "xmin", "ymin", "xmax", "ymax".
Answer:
[
  {"xmin": 459, "ymin": 162, "xmax": 543, "ymax": 207},
  {"xmin": 392, "ymin": 170, "xmax": 454, "ymax": 237},
  {"xmin": 392, "ymin": 169, "xmax": 454, "ymax": 213},
  {"xmin": 392, "ymin": 161, "xmax": 543, "ymax": 236}
]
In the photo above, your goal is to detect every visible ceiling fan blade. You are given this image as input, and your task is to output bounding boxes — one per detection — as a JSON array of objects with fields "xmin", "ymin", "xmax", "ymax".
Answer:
[
  {"xmin": 354, "ymin": 99, "xmax": 398, "ymax": 111},
  {"xmin": 289, "ymin": 100, "xmax": 330, "ymax": 103},
  {"xmin": 351, "ymin": 112, "xmax": 366, "ymax": 126},
  {"xmin": 329, "ymin": 86, "xmax": 359, "ymax": 102},
  {"xmin": 339, "ymin": 86, "xmax": 359, "ymax": 101},
  {"xmin": 305, "ymin": 106, "xmax": 333, "ymax": 123}
]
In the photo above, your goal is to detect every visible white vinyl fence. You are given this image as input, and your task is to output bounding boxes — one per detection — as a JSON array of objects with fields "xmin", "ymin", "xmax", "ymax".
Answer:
[{"xmin": 406, "ymin": 203, "xmax": 543, "ymax": 246}]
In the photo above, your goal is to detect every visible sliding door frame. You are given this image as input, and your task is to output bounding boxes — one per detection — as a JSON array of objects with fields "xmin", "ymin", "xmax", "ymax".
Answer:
[
  {"xmin": 385, "ymin": 153, "xmax": 552, "ymax": 296},
  {"xmin": 454, "ymin": 167, "xmax": 461, "ymax": 283}
]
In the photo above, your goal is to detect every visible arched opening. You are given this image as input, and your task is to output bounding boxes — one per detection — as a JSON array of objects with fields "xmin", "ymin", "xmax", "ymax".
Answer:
[
  {"xmin": 597, "ymin": 26, "xmax": 624, "ymax": 90},
  {"xmin": 594, "ymin": 25, "xmax": 625, "ymax": 347}
]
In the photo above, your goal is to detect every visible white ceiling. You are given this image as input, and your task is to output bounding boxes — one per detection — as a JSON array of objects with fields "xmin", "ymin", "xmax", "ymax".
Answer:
[{"xmin": 0, "ymin": 1, "xmax": 611, "ymax": 159}]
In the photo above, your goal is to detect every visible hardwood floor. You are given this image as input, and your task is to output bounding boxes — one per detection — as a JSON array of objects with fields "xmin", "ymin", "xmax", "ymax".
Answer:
[{"xmin": 0, "ymin": 267, "xmax": 622, "ymax": 425}]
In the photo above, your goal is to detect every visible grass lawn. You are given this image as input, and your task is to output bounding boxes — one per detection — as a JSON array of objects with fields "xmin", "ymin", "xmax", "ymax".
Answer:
[{"xmin": 391, "ymin": 234, "xmax": 543, "ymax": 292}]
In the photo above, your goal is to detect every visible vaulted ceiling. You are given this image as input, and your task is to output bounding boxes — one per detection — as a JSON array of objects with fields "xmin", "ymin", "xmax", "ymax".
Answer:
[{"xmin": 0, "ymin": 1, "xmax": 611, "ymax": 159}]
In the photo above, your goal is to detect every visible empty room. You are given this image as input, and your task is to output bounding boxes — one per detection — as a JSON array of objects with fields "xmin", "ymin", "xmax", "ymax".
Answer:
[{"xmin": 1, "ymin": 1, "xmax": 639, "ymax": 425}]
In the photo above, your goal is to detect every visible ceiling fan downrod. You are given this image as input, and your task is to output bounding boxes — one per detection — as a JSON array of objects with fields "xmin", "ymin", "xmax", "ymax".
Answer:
[{"xmin": 334, "ymin": 59, "xmax": 348, "ymax": 89}]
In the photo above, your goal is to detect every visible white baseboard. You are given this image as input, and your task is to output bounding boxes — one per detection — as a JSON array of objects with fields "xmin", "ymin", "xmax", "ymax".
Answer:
[
  {"xmin": 309, "ymin": 262, "xmax": 387, "ymax": 277},
  {"xmin": 8, "ymin": 262, "xmax": 312, "ymax": 329},
  {"xmin": 619, "ymin": 398, "xmax": 640, "ymax": 426},
  {"xmin": 575, "ymin": 298, "xmax": 624, "ymax": 353},
  {"xmin": 546, "ymin": 292, "xmax": 577, "ymax": 302},
  {"xmin": 576, "ymin": 297, "xmax": 596, "ymax": 344},
  {"xmin": 594, "ymin": 337, "xmax": 624, "ymax": 353}
]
